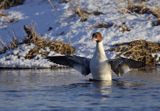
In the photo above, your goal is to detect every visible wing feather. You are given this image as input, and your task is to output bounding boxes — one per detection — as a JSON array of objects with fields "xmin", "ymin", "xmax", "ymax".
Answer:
[
  {"xmin": 108, "ymin": 57, "xmax": 145, "ymax": 76},
  {"xmin": 46, "ymin": 56, "xmax": 91, "ymax": 76}
]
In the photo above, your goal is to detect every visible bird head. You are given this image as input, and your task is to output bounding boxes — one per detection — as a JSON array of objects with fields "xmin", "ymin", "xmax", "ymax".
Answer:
[{"xmin": 92, "ymin": 32, "xmax": 103, "ymax": 42}]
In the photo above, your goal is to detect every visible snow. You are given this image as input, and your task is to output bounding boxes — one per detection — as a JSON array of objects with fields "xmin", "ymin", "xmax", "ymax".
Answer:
[
  {"xmin": 0, "ymin": 0, "xmax": 160, "ymax": 68},
  {"xmin": 0, "ymin": 43, "xmax": 64, "ymax": 68}
]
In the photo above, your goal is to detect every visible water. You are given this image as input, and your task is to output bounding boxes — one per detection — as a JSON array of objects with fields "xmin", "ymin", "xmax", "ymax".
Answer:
[{"xmin": 0, "ymin": 68, "xmax": 160, "ymax": 111}]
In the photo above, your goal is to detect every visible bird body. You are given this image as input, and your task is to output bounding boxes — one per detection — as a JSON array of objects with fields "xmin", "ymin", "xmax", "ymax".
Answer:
[
  {"xmin": 47, "ymin": 32, "xmax": 145, "ymax": 81},
  {"xmin": 90, "ymin": 39, "xmax": 112, "ymax": 81}
]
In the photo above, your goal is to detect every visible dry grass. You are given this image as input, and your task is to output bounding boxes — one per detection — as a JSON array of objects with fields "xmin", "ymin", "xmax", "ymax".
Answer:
[
  {"xmin": 118, "ymin": 22, "xmax": 131, "ymax": 33},
  {"xmin": 126, "ymin": 0, "xmax": 151, "ymax": 14},
  {"xmin": 75, "ymin": 7, "xmax": 90, "ymax": 22},
  {"xmin": 0, "ymin": 12, "xmax": 7, "ymax": 17},
  {"xmin": 0, "ymin": 25, "xmax": 75, "ymax": 59},
  {"xmin": 128, "ymin": 3, "xmax": 160, "ymax": 20},
  {"xmin": 150, "ymin": 6, "xmax": 160, "ymax": 18},
  {"xmin": 0, "ymin": 0, "xmax": 25, "ymax": 9},
  {"xmin": 150, "ymin": 7, "xmax": 160, "ymax": 26},
  {"xmin": 0, "ymin": 35, "xmax": 18, "ymax": 54},
  {"xmin": 93, "ymin": 22, "xmax": 113, "ymax": 29},
  {"xmin": 126, "ymin": 0, "xmax": 160, "ymax": 18},
  {"xmin": 0, "ymin": 11, "xmax": 18, "ymax": 28},
  {"xmin": 93, "ymin": 22, "xmax": 130, "ymax": 32},
  {"xmin": 108, "ymin": 40, "xmax": 160, "ymax": 65},
  {"xmin": 125, "ymin": 0, "xmax": 160, "ymax": 26},
  {"xmin": 23, "ymin": 25, "xmax": 75, "ymax": 59},
  {"xmin": 75, "ymin": 7, "xmax": 104, "ymax": 22}
]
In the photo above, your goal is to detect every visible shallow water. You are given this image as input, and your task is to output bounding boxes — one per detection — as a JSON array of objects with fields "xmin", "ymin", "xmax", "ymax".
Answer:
[{"xmin": 0, "ymin": 68, "xmax": 160, "ymax": 111}]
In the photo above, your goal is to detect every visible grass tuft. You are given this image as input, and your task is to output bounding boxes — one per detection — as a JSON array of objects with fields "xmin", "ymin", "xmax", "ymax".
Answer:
[
  {"xmin": 23, "ymin": 24, "xmax": 75, "ymax": 59},
  {"xmin": 108, "ymin": 40, "xmax": 160, "ymax": 65},
  {"xmin": 125, "ymin": 0, "xmax": 160, "ymax": 26},
  {"xmin": 0, "ymin": 24, "xmax": 75, "ymax": 59},
  {"xmin": 93, "ymin": 22, "xmax": 113, "ymax": 29},
  {"xmin": 0, "ymin": 34, "xmax": 18, "ymax": 54},
  {"xmin": 0, "ymin": 0, "xmax": 25, "ymax": 9}
]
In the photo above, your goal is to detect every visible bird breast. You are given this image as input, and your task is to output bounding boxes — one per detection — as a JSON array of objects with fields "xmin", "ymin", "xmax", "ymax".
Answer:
[{"xmin": 90, "ymin": 58, "xmax": 112, "ymax": 81}]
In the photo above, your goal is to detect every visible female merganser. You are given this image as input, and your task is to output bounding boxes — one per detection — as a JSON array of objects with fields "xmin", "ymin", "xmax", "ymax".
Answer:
[{"xmin": 47, "ymin": 32, "xmax": 145, "ymax": 81}]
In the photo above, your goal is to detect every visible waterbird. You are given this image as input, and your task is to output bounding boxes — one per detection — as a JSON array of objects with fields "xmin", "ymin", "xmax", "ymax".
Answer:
[{"xmin": 47, "ymin": 32, "xmax": 145, "ymax": 81}]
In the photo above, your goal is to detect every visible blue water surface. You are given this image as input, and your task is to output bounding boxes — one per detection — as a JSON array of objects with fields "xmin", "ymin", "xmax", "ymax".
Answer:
[{"xmin": 0, "ymin": 68, "xmax": 160, "ymax": 111}]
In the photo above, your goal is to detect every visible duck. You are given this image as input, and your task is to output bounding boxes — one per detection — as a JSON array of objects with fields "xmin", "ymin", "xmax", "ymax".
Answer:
[{"xmin": 47, "ymin": 32, "xmax": 145, "ymax": 81}]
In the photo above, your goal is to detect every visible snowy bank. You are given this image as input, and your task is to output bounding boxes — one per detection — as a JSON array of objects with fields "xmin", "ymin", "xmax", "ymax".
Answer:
[{"xmin": 0, "ymin": 0, "xmax": 160, "ymax": 68}]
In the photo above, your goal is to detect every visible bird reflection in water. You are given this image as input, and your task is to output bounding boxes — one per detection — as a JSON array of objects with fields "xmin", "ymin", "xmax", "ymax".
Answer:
[{"xmin": 91, "ymin": 80, "xmax": 112, "ymax": 101}]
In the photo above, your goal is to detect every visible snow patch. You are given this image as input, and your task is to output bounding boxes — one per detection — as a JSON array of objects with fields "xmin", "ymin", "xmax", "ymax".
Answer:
[{"xmin": 0, "ymin": 0, "xmax": 160, "ymax": 68}]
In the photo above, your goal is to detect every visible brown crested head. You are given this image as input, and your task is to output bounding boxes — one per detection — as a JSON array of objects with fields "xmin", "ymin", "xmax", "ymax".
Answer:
[{"xmin": 92, "ymin": 32, "xmax": 103, "ymax": 42}]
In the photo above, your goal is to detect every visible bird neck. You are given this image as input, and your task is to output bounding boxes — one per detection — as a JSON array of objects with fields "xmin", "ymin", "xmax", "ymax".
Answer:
[{"xmin": 94, "ymin": 41, "xmax": 107, "ymax": 60}]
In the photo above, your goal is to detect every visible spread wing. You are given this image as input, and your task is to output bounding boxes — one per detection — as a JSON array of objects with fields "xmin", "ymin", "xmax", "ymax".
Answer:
[
  {"xmin": 47, "ymin": 56, "xmax": 145, "ymax": 77},
  {"xmin": 46, "ymin": 56, "xmax": 91, "ymax": 76},
  {"xmin": 108, "ymin": 57, "xmax": 145, "ymax": 76}
]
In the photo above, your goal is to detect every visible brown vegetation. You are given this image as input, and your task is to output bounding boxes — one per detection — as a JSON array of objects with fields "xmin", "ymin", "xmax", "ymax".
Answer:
[
  {"xmin": 126, "ymin": 0, "xmax": 160, "ymax": 26},
  {"xmin": 75, "ymin": 7, "xmax": 104, "ymax": 22},
  {"xmin": 0, "ymin": 25, "xmax": 75, "ymax": 59},
  {"xmin": 0, "ymin": 33, "xmax": 18, "ymax": 54},
  {"xmin": 93, "ymin": 22, "xmax": 113, "ymax": 29},
  {"xmin": 107, "ymin": 40, "xmax": 160, "ymax": 66},
  {"xmin": 0, "ymin": 0, "xmax": 25, "ymax": 9},
  {"xmin": 118, "ymin": 22, "xmax": 131, "ymax": 33},
  {"xmin": 23, "ymin": 25, "xmax": 75, "ymax": 59},
  {"xmin": 75, "ymin": 7, "xmax": 90, "ymax": 22},
  {"xmin": 0, "ymin": 12, "xmax": 7, "ymax": 17},
  {"xmin": 127, "ymin": 1, "xmax": 151, "ymax": 14}
]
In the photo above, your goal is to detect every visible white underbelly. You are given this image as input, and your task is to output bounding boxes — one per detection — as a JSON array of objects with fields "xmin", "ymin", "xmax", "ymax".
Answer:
[{"xmin": 90, "ymin": 60, "xmax": 112, "ymax": 81}]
